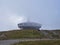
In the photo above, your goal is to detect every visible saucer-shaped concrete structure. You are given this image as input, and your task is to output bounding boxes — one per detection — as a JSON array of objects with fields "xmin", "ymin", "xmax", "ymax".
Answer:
[{"xmin": 18, "ymin": 22, "xmax": 41, "ymax": 30}]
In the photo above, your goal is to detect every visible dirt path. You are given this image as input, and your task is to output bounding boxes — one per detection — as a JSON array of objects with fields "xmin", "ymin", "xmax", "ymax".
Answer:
[
  {"xmin": 0, "ymin": 39, "xmax": 40, "ymax": 45},
  {"xmin": 0, "ymin": 39, "xmax": 60, "ymax": 45}
]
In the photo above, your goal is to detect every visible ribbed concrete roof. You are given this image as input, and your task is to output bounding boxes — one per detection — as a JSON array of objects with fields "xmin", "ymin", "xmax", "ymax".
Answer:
[{"xmin": 18, "ymin": 22, "xmax": 41, "ymax": 27}]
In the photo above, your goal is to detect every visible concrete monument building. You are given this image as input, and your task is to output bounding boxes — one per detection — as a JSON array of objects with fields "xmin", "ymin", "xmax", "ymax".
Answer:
[{"xmin": 18, "ymin": 21, "xmax": 41, "ymax": 30}]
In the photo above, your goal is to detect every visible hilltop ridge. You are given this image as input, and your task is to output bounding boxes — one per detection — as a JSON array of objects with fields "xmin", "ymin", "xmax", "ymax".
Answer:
[{"xmin": 0, "ymin": 29, "xmax": 60, "ymax": 40}]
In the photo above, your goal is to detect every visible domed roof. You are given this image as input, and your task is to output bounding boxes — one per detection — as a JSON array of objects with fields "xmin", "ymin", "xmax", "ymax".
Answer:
[{"xmin": 18, "ymin": 22, "xmax": 41, "ymax": 27}]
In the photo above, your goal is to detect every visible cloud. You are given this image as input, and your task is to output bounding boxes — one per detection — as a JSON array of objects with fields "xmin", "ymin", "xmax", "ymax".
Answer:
[
  {"xmin": 0, "ymin": 6, "xmax": 26, "ymax": 31},
  {"xmin": 9, "ymin": 14, "xmax": 27, "ymax": 25}
]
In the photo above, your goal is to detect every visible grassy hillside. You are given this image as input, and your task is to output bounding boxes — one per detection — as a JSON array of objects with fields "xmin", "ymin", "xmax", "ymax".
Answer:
[
  {"xmin": 0, "ymin": 29, "xmax": 60, "ymax": 40},
  {"xmin": 13, "ymin": 40, "xmax": 60, "ymax": 45},
  {"xmin": 0, "ymin": 29, "xmax": 43, "ymax": 39}
]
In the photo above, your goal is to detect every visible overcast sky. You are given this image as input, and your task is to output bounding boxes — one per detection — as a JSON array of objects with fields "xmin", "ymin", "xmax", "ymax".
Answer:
[{"xmin": 0, "ymin": 0, "xmax": 60, "ymax": 31}]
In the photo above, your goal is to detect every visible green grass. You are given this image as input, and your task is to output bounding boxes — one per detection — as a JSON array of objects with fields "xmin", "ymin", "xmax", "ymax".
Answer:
[
  {"xmin": 13, "ymin": 40, "xmax": 60, "ymax": 45},
  {"xmin": 0, "ymin": 29, "xmax": 44, "ymax": 39},
  {"xmin": 0, "ymin": 29, "xmax": 60, "ymax": 40}
]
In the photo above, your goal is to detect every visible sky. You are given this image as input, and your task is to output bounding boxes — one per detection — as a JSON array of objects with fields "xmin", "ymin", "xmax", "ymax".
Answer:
[{"xmin": 0, "ymin": 0, "xmax": 60, "ymax": 31}]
